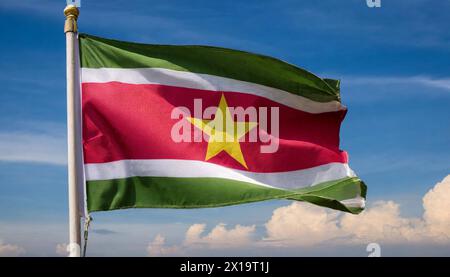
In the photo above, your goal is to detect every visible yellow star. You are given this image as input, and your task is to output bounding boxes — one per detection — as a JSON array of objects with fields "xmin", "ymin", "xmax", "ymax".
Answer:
[{"xmin": 187, "ymin": 94, "xmax": 258, "ymax": 169}]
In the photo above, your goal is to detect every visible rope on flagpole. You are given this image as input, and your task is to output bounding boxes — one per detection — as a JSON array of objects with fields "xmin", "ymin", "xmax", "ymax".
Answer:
[{"xmin": 82, "ymin": 215, "xmax": 92, "ymax": 257}]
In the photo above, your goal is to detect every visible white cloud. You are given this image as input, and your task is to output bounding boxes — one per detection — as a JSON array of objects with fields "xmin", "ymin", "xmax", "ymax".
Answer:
[
  {"xmin": 151, "ymin": 174, "xmax": 450, "ymax": 255},
  {"xmin": 343, "ymin": 76, "xmax": 450, "ymax": 92},
  {"xmin": 146, "ymin": 234, "xmax": 182, "ymax": 257},
  {"xmin": 418, "ymin": 77, "xmax": 450, "ymax": 91},
  {"xmin": 264, "ymin": 175, "xmax": 450, "ymax": 246},
  {"xmin": 0, "ymin": 122, "xmax": 66, "ymax": 165},
  {"xmin": 339, "ymin": 201, "xmax": 426, "ymax": 244},
  {"xmin": 263, "ymin": 203, "xmax": 342, "ymax": 246},
  {"xmin": 184, "ymin": 223, "xmax": 255, "ymax": 248},
  {"xmin": 0, "ymin": 240, "xmax": 25, "ymax": 257},
  {"xmin": 422, "ymin": 175, "xmax": 450, "ymax": 241},
  {"xmin": 55, "ymin": 243, "xmax": 69, "ymax": 257},
  {"xmin": 263, "ymin": 200, "xmax": 427, "ymax": 246},
  {"xmin": 147, "ymin": 223, "xmax": 255, "ymax": 256}
]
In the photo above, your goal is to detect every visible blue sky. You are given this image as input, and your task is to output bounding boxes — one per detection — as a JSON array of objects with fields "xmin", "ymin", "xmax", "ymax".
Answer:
[{"xmin": 0, "ymin": 0, "xmax": 449, "ymax": 256}]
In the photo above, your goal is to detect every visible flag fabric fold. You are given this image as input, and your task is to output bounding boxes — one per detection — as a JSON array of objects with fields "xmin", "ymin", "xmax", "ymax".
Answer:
[{"xmin": 79, "ymin": 33, "xmax": 366, "ymax": 214}]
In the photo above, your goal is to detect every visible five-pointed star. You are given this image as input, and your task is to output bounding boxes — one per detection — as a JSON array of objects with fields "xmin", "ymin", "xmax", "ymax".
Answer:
[{"xmin": 187, "ymin": 94, "xmax": 258, "ymax": 169}]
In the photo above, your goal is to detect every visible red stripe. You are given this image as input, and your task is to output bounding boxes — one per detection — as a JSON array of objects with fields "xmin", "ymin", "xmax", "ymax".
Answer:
[{"xmin": 82, "ymin": 82, "xmax": 348, "ymax": 172}]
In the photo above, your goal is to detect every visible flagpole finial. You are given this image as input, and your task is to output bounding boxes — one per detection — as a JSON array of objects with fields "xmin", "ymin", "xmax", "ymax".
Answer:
[{"xmin": 64, "ymin": 5, "xmax": 79, "ymax": 33}]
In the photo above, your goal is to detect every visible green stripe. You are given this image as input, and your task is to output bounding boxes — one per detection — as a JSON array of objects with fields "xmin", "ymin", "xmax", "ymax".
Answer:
[
  {"xmin": 79, "ymin": 33, "xmax": 340, "ymax": 103},
  {"xmin": 289, "ymin": 177, "xmax": 367, "ymax": 214},
  {"xmin": 293, "ymin": 177, "xmax": 367, "ymax": 200},
  {"xmin": 86, "ymin": 176, "xmax": 365, "ymax": 214}
]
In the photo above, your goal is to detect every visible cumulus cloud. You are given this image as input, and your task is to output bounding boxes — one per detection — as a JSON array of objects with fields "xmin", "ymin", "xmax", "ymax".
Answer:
[
  {"xmin": 147, "ymin": 223, "xmax": 255, "ymax": 256},
  {"xmin": 422, "ymin": 175, "xmax": 450, "ymax": 241},
  {"xmin": 263, "ymin": 200, "xmax": 425, "ymax": 246},
  {"xmin": 264, "ymin": 174, "xmax": 450, "ymax": 246},
  {"xmin": 184, "ymin": 223, "xmax": 255, "ymax": 248},
  {"xmin": 339, "ymin": 201, "xmax": 426, "ymax": 244},
  {"xmin": 0, "ymin": 240, "xmax": 25, "ymax": 257},
  {"xmin": 263, "ymin": 203, "xmax": 342, "ymax": 246},
  {"xmin": 147, "ymin": 234, "xmax": 182, "ymax": 257},
  {"xmin": 148, "ymin": 174, "xmax": 450, "ymax": 255}
]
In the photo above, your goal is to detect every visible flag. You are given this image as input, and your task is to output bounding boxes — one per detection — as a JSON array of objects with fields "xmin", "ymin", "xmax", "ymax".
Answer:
[{"xmin": 79, "ymin": 34, "xmax": 366, "ymax": 214}]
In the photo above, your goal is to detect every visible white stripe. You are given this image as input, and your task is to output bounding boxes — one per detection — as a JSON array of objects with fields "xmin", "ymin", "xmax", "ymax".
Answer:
[
  {"xmin": 81, "ymin": 68, "xmax": 345, "ymax": 114},
  {"xmin": 84, "ymin": 159, "xmax": 355, "ymax": 190}
]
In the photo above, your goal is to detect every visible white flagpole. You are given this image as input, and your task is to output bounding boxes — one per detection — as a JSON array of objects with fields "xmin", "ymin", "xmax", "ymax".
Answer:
[{"xmin": 64, "ymin": 4, "xmax": 81, "ymax": 257}]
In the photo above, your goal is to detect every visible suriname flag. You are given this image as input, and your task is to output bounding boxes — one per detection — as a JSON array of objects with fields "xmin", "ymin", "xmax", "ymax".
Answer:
[{"xmin": 79, "ymin": 34, "xmax": 367, "ymax": 214}]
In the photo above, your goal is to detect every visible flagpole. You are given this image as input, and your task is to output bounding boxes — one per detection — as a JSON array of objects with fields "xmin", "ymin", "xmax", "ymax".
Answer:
[{"xmin": 64, "ymin": 4, "xmax": 81, "ymax": 257}]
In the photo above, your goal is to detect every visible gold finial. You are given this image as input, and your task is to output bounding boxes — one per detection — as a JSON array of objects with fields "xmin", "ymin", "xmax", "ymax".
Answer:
[{"xmin": 64, "ymin": 5, "xmax": 80, "ymax": 33}]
